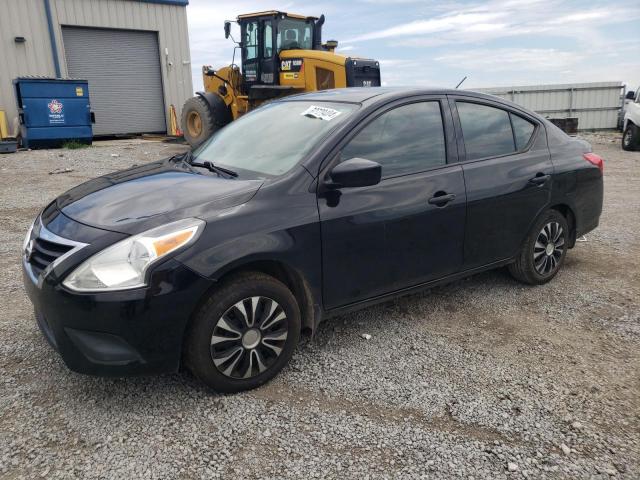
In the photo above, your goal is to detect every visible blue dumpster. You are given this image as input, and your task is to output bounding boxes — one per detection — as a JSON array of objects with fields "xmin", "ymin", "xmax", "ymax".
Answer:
[{"xmin": 14, "ymin": 77, "xmax": 93, "ymax": 149}]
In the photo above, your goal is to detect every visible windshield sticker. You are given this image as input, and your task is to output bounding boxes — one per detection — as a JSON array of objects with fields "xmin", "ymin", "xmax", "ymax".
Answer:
[{"xmin": 301, "ymin": 105, "xmax": 342, "ymax": 121}]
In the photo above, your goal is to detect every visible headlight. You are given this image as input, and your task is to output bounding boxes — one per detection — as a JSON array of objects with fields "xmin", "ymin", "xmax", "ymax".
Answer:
[
  {"xmin": 23, "ymin": 218, "xmax": 36, "ymax": 252},
  {"xmin": 63, "ymin": 218, "xmax": 204, "ymax": 292}
]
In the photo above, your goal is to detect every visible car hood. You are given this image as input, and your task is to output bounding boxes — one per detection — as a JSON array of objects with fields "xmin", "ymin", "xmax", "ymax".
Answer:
[{"xmin": 56, "ymin": 159, "xmax": 263, "ymax": 234}]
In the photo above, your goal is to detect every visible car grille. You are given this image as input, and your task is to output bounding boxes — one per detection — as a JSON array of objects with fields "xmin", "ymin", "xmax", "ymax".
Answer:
[
  {"xmin": 24, "ymin": 216, "xmax": 86, "ymax": 282},
  {"xmin": 28, "ymin": 236, "xmax": 74, "ymax": 277}
]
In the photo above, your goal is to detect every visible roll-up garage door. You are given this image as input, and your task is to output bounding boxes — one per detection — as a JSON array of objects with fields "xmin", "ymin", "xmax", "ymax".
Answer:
[{"xmin": 62, "ymin": 27, "xmax": 166, "ymax": 135}]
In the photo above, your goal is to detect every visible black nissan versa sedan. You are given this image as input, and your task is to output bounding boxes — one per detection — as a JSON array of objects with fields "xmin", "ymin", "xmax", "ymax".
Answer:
[{"xmin": 22, "ymin": 88, "xmax": 604, "ymax": 392}]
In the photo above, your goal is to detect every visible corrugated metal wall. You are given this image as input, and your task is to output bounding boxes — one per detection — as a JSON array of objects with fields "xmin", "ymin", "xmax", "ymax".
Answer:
[
  {"xmin": 475, "ymin": 82, "xmax": 624, "ymax": 130},
  {"xmin": 0, "ymin": 0, "xmax": 57, "ymax": 135},
  {"xmin": 0, "ymin": 0, "xmax": 192, "ymax": 135}
]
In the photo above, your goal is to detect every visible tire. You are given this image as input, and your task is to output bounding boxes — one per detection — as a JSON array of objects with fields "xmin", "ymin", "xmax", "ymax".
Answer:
[
  {"xmin": 508, "ymin": 210, "xmax": 569, "ymax": 285},
  {"xmin": 180, "ymin": 95, "xmax": 229, "ymax": 148},
  {"xmin": 622, "ymin": 123, "xmax": 639, "ymax": 151},
  {"xmin": 184, "ymin": 272, "xmax": 301, "ymax": 393}
]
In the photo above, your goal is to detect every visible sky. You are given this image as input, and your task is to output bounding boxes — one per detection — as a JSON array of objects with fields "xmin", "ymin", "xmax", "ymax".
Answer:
[{"xmin": 185, "ymin": 0, "xmax": 640, "ymax": 92}]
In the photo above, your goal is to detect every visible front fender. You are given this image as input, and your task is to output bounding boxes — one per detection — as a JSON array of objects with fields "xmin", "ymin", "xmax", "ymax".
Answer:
[
  {"xmin": 174, "ymin": 174, "xmax": 323, "ymax": 313},
  {"xmin": 624, "ymin": 103, "xmax": 640, "ymax": 130},
  {"xmin": 178, "ymin": 226, "xmax": 323, "ymax": 330},
  {"xmin": 184, "ymin": 230, "xmax": 301, "ymax": 280}
]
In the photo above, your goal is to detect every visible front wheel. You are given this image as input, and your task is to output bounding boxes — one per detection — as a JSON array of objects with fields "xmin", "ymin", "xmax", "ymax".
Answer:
[
  {"xmin": 508, "ymin": 210, "xmax": 569, "ymax": 285},
  {"xmin": 622, "ymin": 123, "xmax": 639, "ymax": 151},
  {"xmin": 184, "ymin": 272, "xmax": 301, "ymax": 393}
]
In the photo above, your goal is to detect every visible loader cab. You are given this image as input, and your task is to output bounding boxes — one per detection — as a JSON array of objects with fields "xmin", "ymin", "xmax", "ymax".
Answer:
[{"xmin": 237, "ymin": 11, "xmax": 321, "ymax": 92}]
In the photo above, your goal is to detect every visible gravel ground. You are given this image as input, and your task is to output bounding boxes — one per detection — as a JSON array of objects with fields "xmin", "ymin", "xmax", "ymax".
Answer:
[{"xmin": 0, "ymin": 134, "xmax": 638, "ymax": 479}]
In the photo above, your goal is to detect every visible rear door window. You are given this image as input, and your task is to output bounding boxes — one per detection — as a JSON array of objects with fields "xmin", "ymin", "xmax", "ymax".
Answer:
[
  {"xmin": 341, "ymin": 101, "xmax": 446, "ymax": 178},
  {"xmin": 457, "ymin": 102, "xmax": 515, "ymax": 160},
  {"xmin": 510, "ymin": 113, "xmax": 536, "ymax": 150}
]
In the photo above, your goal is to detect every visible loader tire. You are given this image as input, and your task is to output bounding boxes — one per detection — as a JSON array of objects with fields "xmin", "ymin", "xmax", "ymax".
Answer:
[{"xmin": 181, "ymin": 95, "xmax": 229, "ymax": 148}]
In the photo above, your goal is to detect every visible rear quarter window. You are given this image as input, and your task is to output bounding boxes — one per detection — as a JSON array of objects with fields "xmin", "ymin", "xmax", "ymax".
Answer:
[{"xmin": 511, "ymin": 114, "xmax": 536, "ymax": 150}]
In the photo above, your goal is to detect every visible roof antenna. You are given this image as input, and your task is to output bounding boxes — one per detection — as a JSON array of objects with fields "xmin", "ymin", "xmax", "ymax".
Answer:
[{"xmin": 455, "ymin": 76, "xmax": 467, "ymax": 89}]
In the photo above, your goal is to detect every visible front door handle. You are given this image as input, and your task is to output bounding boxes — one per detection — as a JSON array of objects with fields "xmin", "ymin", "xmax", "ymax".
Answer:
[
  {"xmin": 428, "ymin": 192, "xmax": 456, "ymax": 206},
  {"xmin": 529, "ymin": 174, "xmax": 551, "ymax": 185}
]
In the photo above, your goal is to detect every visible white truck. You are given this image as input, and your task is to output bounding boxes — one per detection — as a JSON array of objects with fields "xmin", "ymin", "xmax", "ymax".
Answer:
[{"xmin": 622, "ymin": 88, "xmax": 640, "ymax": 151}]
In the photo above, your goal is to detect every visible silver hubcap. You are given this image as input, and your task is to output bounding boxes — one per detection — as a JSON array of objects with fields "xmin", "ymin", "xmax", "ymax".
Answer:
[
  {"xmin": 242, "ymin": 329, "xmax": 261, "ymax": 349},
  {"xmin": 624, "ymin": 129, "xmax": 632, "ymax": 146},
  {"xmin": 545, "ymin": 243, "xmax": 554, "ymax": 255},
  {"xmin": 210, "ymin": 296, "xmax": 288, "ymax": 379},
  {"xmin": 533, "ymin": 221, "xmax": 565, "ymax": 275}
]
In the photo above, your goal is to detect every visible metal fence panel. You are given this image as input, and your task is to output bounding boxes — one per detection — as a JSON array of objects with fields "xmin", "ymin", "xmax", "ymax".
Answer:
[{"xmin": 474, "ymin": 82, "xmax": 624, "ymax": 130}]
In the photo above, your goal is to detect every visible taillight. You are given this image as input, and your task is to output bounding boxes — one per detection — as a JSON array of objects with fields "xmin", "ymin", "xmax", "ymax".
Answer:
[{"xmin": 583, "ymin": 153, "xmax": 604, "ymax": 174}]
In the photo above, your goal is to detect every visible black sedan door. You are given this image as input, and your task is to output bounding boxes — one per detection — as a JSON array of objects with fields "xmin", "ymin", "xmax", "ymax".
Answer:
[
  {"xmin": 318, "ymin": 98, "xmax": 466, "ymax": 310},
  {"xmin": 449, "ymin": 97, "xmax": 553, "ymax": 269}
]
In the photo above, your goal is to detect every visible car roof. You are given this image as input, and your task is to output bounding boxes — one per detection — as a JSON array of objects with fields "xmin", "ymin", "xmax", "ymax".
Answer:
[
  {"xmin": 286, "ymin": 87, "xmax": 551, "ymax": 126},
  {"xmin": 285, "ymin": 87, "xmax": 502, "ymax": 105}
]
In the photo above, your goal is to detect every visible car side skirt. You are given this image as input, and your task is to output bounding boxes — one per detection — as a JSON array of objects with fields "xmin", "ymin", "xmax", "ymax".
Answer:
[{"xmin": 323, "ymin": 258, "xmax": 514, "ymax": 319}]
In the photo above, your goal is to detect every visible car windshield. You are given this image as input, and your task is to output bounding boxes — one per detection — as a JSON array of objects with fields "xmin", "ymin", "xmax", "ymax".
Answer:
[
  {"xmin": 192, "ymin": 101, "xmax": 357, "ymax": 177},
  {"xmin": 277, "ymin": 18, "xmax": 312, "ymax": 51}
]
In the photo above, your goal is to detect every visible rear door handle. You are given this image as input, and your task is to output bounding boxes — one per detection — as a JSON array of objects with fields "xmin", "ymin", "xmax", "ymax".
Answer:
[
  {"xmin": 529, "ymin": 174, "xmax": 551, "ymax": 185},
  {"xmin": 428, "ymin": 192, "xmax": 456, "ymax": 206}
]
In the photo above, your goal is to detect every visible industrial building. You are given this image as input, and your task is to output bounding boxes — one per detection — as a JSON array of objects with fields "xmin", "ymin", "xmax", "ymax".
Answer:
[{"xmin": 0, "ymin": 0, "xmax": 193, "ymax": 136}]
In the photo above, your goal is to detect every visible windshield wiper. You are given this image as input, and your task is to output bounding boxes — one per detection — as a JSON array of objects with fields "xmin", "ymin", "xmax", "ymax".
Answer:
[
  {"xmin": 176, "ymin": 150, "xmax": 238, "ymax": 178},
  {"xmin": 203, "ymin": 160, "xmax": 238, "ymax": 178}
]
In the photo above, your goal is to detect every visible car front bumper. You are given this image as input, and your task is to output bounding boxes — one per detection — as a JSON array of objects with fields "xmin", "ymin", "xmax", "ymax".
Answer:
[{"xmin": 23, "ymin": 257, "xmax": 214, "ymax": 376}]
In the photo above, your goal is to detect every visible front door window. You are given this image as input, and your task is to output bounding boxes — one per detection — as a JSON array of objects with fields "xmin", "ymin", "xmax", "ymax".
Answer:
[
  {"xmin": 243, "ymin": 21, "xmax": 258, "ymax": 61},
  {"xmin": 341, "ymin": 102, "xmax": 447, "ymax": 178}
]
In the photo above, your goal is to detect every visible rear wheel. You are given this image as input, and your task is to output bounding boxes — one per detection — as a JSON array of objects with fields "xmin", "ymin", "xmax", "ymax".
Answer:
[
  {"xmin": 180, "ymin": 95, "xmax": 229, "ymax": 148},
  {"xmin": 622, "ymin": 123, "xmax": 639, "ymax": 151},
  {"xmin": 185, "ymin": 272, "xmax": 301, "ymax": 393},
  {"xmin": 508, "ymin": 210, "xmax": 569, "ymax": 285}
]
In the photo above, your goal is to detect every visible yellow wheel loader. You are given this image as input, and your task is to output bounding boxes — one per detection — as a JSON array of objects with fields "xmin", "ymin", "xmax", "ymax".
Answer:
[{"xmin": 181, "ymin": 11, "xmax": 381, "ymax": 147}]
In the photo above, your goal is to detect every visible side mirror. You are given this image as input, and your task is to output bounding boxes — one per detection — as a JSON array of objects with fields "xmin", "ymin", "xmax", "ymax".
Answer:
[
  {"xmin": 625, "ymin": 90, "xmax": 635, "ymax": 100},
  {"xmin": 224, "ymin": 21, "xmax": 231, "ymax": 39},
  {"xmin": 328, "ymin": 158, "xmax": 381, "ymax": 188}
]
